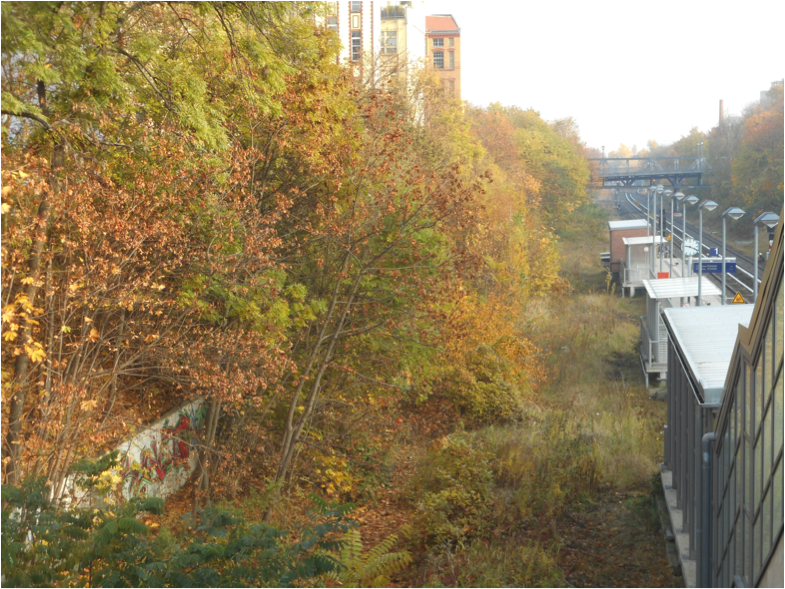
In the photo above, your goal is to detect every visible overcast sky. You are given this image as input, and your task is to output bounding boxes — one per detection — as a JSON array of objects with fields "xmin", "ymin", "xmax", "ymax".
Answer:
[{"xmin": 421, "ymin": 0, "xmax": 783, "ymax": 152}]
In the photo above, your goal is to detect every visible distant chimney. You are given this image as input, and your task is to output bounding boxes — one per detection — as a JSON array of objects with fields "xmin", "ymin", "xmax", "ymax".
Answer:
[{"xmin": 719, "ymin": 100, "xmax": 724, "ymax": 125}]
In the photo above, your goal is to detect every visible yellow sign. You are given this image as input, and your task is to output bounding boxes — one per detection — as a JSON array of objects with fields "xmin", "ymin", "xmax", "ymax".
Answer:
[
  {"xmin": 667, "ymin": 234, "xmax": 671, "ymax": 241},
  {"xmin": 731, "ymin": 292, "xmax": 746, "ymax": 304}
]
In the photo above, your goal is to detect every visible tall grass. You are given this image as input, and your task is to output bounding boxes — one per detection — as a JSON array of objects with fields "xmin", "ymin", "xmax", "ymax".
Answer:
[{"xmin": 405, "ymin": 202, "xmax": 669, "ymax": 586}]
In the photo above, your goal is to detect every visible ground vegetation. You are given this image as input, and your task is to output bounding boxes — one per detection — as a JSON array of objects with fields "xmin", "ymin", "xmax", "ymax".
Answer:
[{"xmin": 3, "ymin": 2, "xmax": 674, "ymax": 586}]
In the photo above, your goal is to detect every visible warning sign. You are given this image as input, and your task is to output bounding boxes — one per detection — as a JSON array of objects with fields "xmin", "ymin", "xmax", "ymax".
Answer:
[{"xmin": 731, "ymin": 292, "xmax": 747, "ymax": 304}]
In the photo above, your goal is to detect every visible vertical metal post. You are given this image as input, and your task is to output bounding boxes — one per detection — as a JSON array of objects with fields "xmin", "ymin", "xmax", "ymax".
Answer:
[
  {"xmin": 722, "ymin": 216, "xmax": 727, "ymax": 304},
  {"xmin": 754, "ymin": 226, "xmax": 759, "ymax": 304},
  {"xmin": 683, "ymin": 207, "xmax": 688, "ymax": 272},
  {"xmin": 698, "ymin": 208, "xmax": 703, "ymax": 306},
  {"xmin": 660, "ymin": 193, "xmax": 665, "ymax": 274},
  {"xmin": 701, "ymin": 432, "xmax": 716, "ymax": 588},
  {"xmin": 647, "ymin": 192, "xmax": 651, "ymax": 237},
  {"xmin": 670, "ymin": 198, "xmax": 675, "ymax": 270}
]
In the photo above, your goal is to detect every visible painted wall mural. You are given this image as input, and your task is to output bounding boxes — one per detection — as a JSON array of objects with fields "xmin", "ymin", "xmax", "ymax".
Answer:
[
  {"xmin": 62, "ymin": 398, "xmax": 207, "ymax": 507},
  {"xmin": 117, "ymin": 400, "xmax": 207, "ymax": 500}
]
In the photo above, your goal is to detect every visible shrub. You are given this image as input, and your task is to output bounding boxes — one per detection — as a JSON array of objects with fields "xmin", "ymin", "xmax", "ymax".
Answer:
[
  {"xmin": 1, "ymin": 473, "xmax": 354, "ymax": 587},
  {"xmin": 480, "ymin": 414, "xmax": 599, "ymax": 522},
  {"xmin": 413, "ymin": 434, "xmax": 494, "ymax": 547},
  {"xmin": 327, "ymin": 529, "xmax": 412, "ymax": 588}
]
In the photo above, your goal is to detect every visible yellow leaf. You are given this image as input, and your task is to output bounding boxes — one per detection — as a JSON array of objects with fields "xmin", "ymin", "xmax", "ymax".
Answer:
[
  {"xmin": 25, "ymin": 343, "xmax": 46, "ymax": 363},
  {"xmin": 80, "ymin": 399, "xmax": 99, "ymax": 412},
  {"xmin": 3, "ymin": 331, "xmax": 18, "ymax": 341},
  {"xmin": 21, "ymin": 277, "xmax": 34, "ymax": 285},
  {"xmin": 88, "ymin": 327, "xmax": 100, "ymax": 342},
  {"xmin": 1, "ymin": 202, "xmax": 10, "ymax": 214}
]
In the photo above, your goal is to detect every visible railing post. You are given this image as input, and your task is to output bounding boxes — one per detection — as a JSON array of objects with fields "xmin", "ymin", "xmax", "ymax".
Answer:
[{"xmin": 700, "ymin": 432, "xmax": 716, "ymax": 588}]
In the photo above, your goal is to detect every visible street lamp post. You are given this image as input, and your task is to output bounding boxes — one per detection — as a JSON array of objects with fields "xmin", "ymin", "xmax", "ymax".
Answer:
[
  {"xmin": 673, "ymin": 192, "xmax": 685, "ymax": 266},
  {"xmin": 683, "ymin": 195, "xmax": 699, "ymax": 274},
  {"xmin": 753, "ymin": 212, "xmax": 780, "ymax": 303},
  {"xmin": 697, "ymin": 200, "xmax": 718, "ymax": 306},
  {"xmin": 660, "ymin": 189, "xmax": 673, "ymax": 274},
  {"xmin": 721, "ymin": 207, "xmax": 745, "ymax": 304},
  {"xmin": 652, "ymin": 185, "xmax": 663, "ymax": 276}
]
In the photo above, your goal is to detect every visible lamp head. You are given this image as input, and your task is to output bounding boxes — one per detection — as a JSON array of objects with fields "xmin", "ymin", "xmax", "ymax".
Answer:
[
  {"xmin": 722, "ymin": 207, "xmax": 745, "ymax": 221},
  {"xmin": 674, "ymin": 192, "xmax": 685, "ymax": 200},
  {"xmin": 685, "ymin": 195, "xmax": 699, "ymax": 205},
  {"xmin": 700, "ymin": 200, "xmax": 718, "ymax": 212},
  {"xmin": 664, "ymin": 189, "xmax": 673, "ymax": 198},
  {"xmin": 656, "ymin": 185, "xmax": 665, "ymax": 193},
  {"xmin": 754, "ymin": 212, "xmax": 780, "ymax": 229}
]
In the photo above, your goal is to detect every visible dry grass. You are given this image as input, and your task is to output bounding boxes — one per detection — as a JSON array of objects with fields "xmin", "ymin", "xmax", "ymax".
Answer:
[{"xmin": 403, "ymin": 203, "xmax": 674, "ymax": 587}]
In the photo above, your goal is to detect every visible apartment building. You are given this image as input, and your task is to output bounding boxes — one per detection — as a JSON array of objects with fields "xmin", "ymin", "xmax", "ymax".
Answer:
[
  {"xmin": 425, "ymin": 14, "xmax": 461, "ymax": 99},
  {"xmin": 326, "ymin": 1, "xmax": 379, "ymax": 79}
]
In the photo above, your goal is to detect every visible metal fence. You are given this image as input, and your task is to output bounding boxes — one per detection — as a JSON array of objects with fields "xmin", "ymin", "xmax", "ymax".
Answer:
[{"xmin": 665, "ymin": 333, "xmax": 717, "ymax": 563}]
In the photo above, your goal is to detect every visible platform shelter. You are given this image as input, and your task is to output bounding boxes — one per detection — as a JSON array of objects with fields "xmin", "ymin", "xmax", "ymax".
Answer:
[
  {"xmin": 621, "ymin": 235, "xmax": 663, "ymax": 297},
  {"xmin": 639, "ymin": 277, "xmax": 722, "ymax": 388}
]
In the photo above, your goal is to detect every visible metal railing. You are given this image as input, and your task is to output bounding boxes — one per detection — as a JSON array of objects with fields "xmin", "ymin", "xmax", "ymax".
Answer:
[
  {"xmin": 665, "ymin": 331, "xmax": 714, "ymax": 566},
  {"xmin": 641, "ymin": 316, "xmax": 667, "ymax": 368},
  {"xmin": 623, "ymin": 262, "xmax": 646, "ymax": 285},
  {"xmin": 381, "ymin": 5, "xmax": 406, "ymax": 18},
  {"xmin": 591, "ymin": 157, "xmax": 708, "ymax": 180}
]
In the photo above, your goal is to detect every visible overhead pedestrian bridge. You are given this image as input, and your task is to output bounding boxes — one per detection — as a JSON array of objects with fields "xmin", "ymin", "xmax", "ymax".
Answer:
[{"xmin": 589, "ymin": 157, "xmax": 707, "ymax": 188}]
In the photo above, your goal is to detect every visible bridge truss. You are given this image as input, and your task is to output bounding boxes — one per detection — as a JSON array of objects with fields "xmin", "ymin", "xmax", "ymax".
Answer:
[{"xmin": 589, "ymin": 157, "xmax": 708, "ymax": 188}]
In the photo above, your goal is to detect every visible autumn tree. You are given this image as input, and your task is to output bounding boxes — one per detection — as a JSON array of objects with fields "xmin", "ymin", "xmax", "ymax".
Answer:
[{"xmin": 1, "ymin": 1, "xmax": 346, "ymax": 490}]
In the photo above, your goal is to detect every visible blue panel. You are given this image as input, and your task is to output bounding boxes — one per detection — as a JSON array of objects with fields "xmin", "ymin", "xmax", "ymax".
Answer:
[{"xmin": 693, "ymin": 262, "xmax": 737, "ymax": 273}]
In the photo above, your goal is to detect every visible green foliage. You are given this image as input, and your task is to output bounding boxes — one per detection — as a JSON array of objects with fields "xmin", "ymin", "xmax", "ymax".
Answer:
[
  {"xmin": 413, "ymin": 435, "xmax": 494, "ymax": 547},
  {"xmin": 327, "ymin": 529, "xmax": 412, "ymax": 588},
  {"xmin": 495, "ymin": 104, "xmax": 590, "ymax": 221},
  {"xmin": 446, "ymin": 343, "xmax": 529, "ymax": 421},
  {"xmin": 1, "ymin": 475, "xmax": 354, "ymax": 588}
]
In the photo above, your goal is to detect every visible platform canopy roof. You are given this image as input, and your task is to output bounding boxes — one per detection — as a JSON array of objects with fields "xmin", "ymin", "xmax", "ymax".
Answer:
[
  {"xmin": 623, "ymin": 235, "xmax": 663, "ymax": 245},
  {"xmin": 643, "ymin": 276, "xmax": 721, "ymax": 300},
  {"xmin": 609, "ymin": 219, "xmax": 648, "ymax": 231},
  {"xmin": 662, "ymin": 305, "xmax": 754, "ymax": 404}
]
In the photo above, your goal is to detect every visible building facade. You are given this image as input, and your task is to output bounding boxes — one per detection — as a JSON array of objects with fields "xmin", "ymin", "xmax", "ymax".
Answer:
[
  {"xmin": 327, "ymin": 1, "xmax": 379, "ymax": 80},
  {"xmin": 379, "ymin": 2, "xmax": 412, "ymax": 85},
  {"xmin": 425, "ymin": 14, "xmax": 461, "ymax": 99}
]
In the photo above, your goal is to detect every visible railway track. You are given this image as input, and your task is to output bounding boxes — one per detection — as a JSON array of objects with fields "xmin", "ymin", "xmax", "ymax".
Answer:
[{"xmin": 613, "ymin": 191, "xmax": 767, "ymax": 303}]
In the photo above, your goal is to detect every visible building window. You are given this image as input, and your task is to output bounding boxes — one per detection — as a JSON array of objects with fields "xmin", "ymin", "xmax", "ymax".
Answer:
[
  {"xmin": 433, "ymin": 51, "xmax": 443, "ymax": 69},
  {"xmin": 448, "ymin": 51, "xmax": 454, "ymax": 69},
  {"xmin": 351, "ymin": 13, "xmax": 360, "ymax": 28},
  {"xmin": 432, "ymin": 38, "xmax": 444, "ymax": 47},
  {"xmin": 351, "ymin": 1, "xmax": 361, "ymax": 13},
  {"xmin": 381, "ymin": 30, "xmax": 397, "ymax": 54},
  {"xmin": 351, "ymin": 31, "xmax": 361, "ymax": 62},
  {"xmin": 448, "ymin": 79, "xmax": 455, "ymax": 93},
  {"xmin": 449, "ymin": 37, "xmax": 454, "ymax": 47},
  {"xmin": 327, "ymin": 2, "xmax": 337, "ymax": 15},
  {"xmin": 327, "ymin": 17, "xmax": 338, "ymax": 32}
]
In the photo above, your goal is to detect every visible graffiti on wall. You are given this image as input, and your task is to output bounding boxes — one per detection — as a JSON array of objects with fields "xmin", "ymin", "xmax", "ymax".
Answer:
[{"xmin": 116, "ymin": 400, "xmax": 207, "ymax": 500}]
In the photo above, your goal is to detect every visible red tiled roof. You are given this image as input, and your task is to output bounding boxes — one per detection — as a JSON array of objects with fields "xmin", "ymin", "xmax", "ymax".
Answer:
[{"xmin": 426, "ymin": 15, "xmax": 458, "ymax": 32}]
